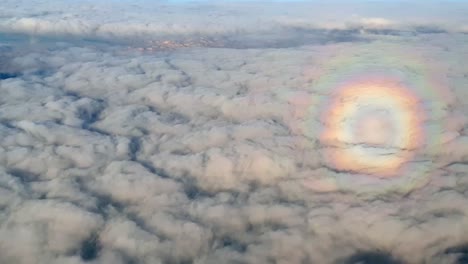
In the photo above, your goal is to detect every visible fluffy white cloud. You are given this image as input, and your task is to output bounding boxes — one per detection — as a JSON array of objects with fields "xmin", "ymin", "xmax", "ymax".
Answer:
[{"xmin": 0, "ymin": 1, "xmax": 467, "ymax": 264}]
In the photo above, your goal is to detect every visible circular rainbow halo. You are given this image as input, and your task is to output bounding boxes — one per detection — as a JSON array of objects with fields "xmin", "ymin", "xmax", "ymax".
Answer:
[
  {"xmin": 285, "ymin": 44, "xmax": 452, "ymax": 195},
  {"xmin": 320, "ymin": 76, "xmax": 425, "ymax": 178}
]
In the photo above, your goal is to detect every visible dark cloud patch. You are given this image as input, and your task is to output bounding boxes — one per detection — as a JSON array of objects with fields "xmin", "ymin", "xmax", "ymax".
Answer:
[
  {"xmin": 7, "ymin": 168, "xmax": 39, "ymax": 183},
  {"xmin": 93, "ymin": 193, "xmax": 125, "ymax": 215},
  {"xmin": 184, "ymin": 184, "xmax": 216, "ymax": 200},
  {"xmin": 413, "ymin": 25, "xmax": 448, "ymax": 35},
  {"xmin": 0, "ymin": 72, "xmax": 18, "ymax": 80},
  {"xmin": 156, "ymin": 110, "xmax": 191, "ymax": 126},
  {"xmin": 445, "ymin": 244, "xmax": 468, "ymax": 264},
  {"xmin": 340, "ymin": 250, "xmax": 404, "ymax": 264},
  {"xmin": 79, "ymin": 233, "xmax": 102, "ymax": 261},
  {"xmin": 76, "ymin": 100, "xmax": 106, "ymax": 125},
  {"xmin": 362, "ymin": 28, "xmax": 403, "ymax": 36},
  {"xmin": 128, "ymin": 137, "xmax": 141, "ymax": 161},
  {"xmin": 217, "ymin": 236, "xmax": 248, "ymax": 253}
]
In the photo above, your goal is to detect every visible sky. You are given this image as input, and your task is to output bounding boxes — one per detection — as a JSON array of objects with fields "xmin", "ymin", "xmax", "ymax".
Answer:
[{"xmin": 0, "ymin": 1, "xmax": 467, "ymax": 264}]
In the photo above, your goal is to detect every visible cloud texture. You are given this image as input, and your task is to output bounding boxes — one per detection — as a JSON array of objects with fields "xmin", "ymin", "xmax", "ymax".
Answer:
[{"xmin": 0, "ymin": 1, "xmax": 468, "ymax": 264}]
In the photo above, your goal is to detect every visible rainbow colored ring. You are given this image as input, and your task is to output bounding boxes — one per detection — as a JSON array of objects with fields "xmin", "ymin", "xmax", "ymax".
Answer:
[
  {"xmin": 287, "ymin": 43, "xmax": 453, "ymax": 195},
  {"xmin": 320, "ymin": 76, "xmax": 425, "ymax": 177}
]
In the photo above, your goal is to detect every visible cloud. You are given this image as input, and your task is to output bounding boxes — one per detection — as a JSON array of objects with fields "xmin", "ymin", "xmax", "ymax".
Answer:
[
  {"xmin": 1, "ymin": 0, "xmax": 468, "ymax": 49},
  {"xmin": 0, "ymin": 1, "xmax": 467, "ymax": 264}
]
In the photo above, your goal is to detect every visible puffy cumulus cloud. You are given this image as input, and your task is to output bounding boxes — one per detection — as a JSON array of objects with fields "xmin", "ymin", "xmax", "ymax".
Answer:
[{"xmin": 0, "ymin": 1, "xmax": 468, "ymax": 264}]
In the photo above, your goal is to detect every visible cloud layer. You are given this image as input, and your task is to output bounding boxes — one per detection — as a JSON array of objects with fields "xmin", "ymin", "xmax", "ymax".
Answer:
[
  {"xmin": 0, "ymin": 1, "xmax": 468, "ymax": 264},
  {"xmin": 1, "ymin": 0, "xmax": 468, "ymax": 47}
]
